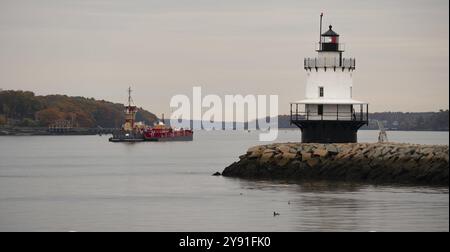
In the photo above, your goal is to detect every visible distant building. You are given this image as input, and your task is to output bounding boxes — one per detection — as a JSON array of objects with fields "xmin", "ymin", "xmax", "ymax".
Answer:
[{"xmin": 290, "ymin": 14, "xmax": 368, "ymax": 143}]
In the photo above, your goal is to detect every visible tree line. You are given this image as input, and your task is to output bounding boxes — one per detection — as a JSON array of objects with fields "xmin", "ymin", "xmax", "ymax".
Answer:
[
  {"xmin": 277, "ymin": 110, "xmax": 449, "ymax": 131},
  {"xmin": 0, "ymin": 90, "xmax": 158, "ymax": 128}
]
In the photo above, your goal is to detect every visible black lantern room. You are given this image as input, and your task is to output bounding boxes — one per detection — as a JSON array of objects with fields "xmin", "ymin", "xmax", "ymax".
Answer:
[{"xmin": 318, "ymin": 25, "xmax": 342, "ymax": 52}]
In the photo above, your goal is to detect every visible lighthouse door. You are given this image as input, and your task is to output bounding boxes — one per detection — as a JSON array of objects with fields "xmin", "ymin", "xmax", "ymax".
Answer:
[{"xmin": 318, "ymin": 105, "xmax": 324, "ymax": 116}]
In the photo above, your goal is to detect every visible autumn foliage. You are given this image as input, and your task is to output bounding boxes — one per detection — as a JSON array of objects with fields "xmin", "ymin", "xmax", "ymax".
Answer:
[{"xmin": 0, "ymin": 90, "xmax": 158, "ymax": 128}]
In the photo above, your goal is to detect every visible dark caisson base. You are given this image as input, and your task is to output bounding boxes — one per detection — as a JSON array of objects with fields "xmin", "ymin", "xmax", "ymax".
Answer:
[{"xmin": 292, "ymin": 121, "xmax": 366, "ymax": 143}]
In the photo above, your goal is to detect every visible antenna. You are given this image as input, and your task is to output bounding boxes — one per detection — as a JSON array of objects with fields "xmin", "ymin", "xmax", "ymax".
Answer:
[
  {"xmin": 127, "ymin": 86, "xmax": 134, "ymax": 107},
  {"xmin": 319, "ymin": 12, "xmax": 323, "ymax": 49}
]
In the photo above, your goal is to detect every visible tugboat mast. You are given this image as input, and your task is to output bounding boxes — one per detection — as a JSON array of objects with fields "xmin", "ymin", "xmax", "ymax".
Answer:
[
  {"xmin": 124, "ymin": 86, "xmax": 137, "ymax": 131},
  {"xmin": 128, "ymin": 86, "xmax": 133, "ymax": 107}
]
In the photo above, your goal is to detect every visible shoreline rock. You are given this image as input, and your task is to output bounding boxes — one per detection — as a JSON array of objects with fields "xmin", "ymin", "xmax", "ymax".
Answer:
[{"xmin": 222, "ymin": 143, "xmax": 449, "ymax": 186}]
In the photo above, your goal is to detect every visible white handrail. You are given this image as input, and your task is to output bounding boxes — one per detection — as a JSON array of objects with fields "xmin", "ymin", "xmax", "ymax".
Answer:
[{"xmin": 304, "ymin": 58, "xmax": 355, "ymax": 69}]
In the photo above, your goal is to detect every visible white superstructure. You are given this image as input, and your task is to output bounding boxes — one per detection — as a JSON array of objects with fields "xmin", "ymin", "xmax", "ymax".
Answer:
[
  {"xmin": 290, "ymin": 14, "xmax": 369, "ymax": 143},
  {"xmin": 291, "ymin": 24, "xmax": 367, "ymax": 121}
]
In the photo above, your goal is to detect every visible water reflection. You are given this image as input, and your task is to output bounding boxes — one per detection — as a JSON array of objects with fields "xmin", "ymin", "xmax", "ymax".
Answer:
[
  {"xmin": 234, "ymin": 179, "xmax": 364, "ymax": 192},
  {"xmin": 232, "ymin": 179, "xmax": 449, "ymax": 231}
]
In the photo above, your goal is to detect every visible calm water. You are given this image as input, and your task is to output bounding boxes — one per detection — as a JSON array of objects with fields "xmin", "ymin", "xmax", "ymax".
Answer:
[{"xmin": 0, "ymin": 130, "xmax": 448, "ymax": 232}]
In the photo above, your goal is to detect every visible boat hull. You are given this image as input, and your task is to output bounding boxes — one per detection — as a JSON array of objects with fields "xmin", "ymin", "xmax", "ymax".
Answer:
[
  {"xmin": 145, "ymin": 135, "xmax": 193, "ymax": 142},
  {"xmin": 109, "ymin": 132, "xmax": 193, "ymax": 142},
  {"xmin": 109, "ymin": 138, "xmax": 145, "ymax": 143}
]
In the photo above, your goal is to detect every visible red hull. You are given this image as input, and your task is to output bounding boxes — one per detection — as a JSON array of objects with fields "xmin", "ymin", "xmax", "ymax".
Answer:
[{"xmin": 143, "ymin": 129, "xmax": 193, "ymax": 141}]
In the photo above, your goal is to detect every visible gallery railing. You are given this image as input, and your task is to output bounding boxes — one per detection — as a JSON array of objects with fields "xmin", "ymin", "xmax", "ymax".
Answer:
[
  {"xmin": 290, "ymin": 104, "xmax": 369, "ymax": 123},
  {"xmin": 304, "ymin": 57, "xmax": 355, "ymax": 70}
]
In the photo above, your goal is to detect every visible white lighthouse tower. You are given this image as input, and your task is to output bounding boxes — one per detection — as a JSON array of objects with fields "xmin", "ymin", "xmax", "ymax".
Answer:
[{"xmin": 290, "ymin": 14, "xmax": 368, "ymax": 143}]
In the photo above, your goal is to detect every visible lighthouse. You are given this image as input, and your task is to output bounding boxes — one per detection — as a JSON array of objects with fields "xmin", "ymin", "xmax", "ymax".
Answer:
[{"xmin": 290, "ymin": 14, "xmax": 368, "ymax": 143}]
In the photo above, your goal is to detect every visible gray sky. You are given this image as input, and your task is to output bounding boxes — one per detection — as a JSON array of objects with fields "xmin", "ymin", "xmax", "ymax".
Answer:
[{"xmin": 0, "ymin": 0, "xmax": 448, "ymax": 118}]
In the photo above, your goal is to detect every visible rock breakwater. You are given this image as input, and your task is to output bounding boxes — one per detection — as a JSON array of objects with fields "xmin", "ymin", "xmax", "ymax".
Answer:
[{"xmin": 222, "ymin": 143, "xmax": 449, "ymax": 186}]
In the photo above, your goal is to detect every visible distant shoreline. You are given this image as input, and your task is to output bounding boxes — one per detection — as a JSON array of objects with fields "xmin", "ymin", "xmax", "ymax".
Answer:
[
  {"xmin": 1, "ymin": 126, "xmax": 448, "ymax": 136},
  {"xmin": 1, "ymin": 90, "xmax": 448, "ymax": 132},
  {"xmin": 0, "ymin": 126, "xmax": 115, "ymax": 136}
]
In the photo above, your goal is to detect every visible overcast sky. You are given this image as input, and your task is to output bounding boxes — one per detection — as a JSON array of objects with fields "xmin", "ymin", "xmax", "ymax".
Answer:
[{"xmin": 0, "ymin": 0, "xmax": 448, "ymax": 118}]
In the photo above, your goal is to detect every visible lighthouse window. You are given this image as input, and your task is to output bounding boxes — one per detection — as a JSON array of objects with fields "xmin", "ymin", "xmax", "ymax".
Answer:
[{"xmin": 319, "ymin": 87, "xmax": 324, "ymax": 97}]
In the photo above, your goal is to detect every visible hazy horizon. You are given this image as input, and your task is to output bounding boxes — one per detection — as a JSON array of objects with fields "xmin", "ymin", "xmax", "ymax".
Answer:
[{"xmin": 1, "ymin": 0, "xmax": 448, "ymax": 118}]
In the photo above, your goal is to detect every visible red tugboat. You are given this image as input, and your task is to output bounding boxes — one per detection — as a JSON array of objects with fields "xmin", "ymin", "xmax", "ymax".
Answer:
[{"xmin": 109, "ymin": 87, "xmax": 193, "ymax": 142}]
